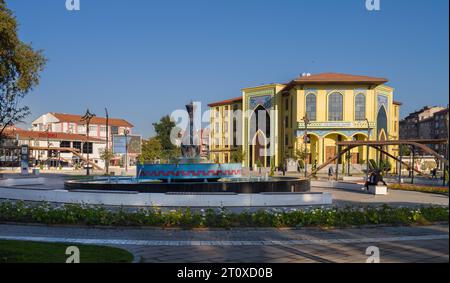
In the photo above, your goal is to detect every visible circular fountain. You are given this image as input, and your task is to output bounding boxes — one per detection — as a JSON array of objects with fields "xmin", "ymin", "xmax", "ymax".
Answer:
[{"xmin": 61, "ymin": 103, "xmax": 330, "ymax": 207}]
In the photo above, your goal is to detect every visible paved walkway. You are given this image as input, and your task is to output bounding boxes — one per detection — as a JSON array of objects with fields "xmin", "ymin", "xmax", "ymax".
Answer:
[
  {"xmin": 0, "ymin": 224, "xmax": 448, "ymax": 263},
  {"xmin": 311, "ymin": 187, "xmax": 449, "ymax": 207}
]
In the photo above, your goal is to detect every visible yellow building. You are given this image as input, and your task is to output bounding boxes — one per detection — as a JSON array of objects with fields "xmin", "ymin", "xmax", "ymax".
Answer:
[
  {"xmin": 208, "ymin": 73, "xmax": 402, "ymax": 171},
  {"xmin": 208, "ymin": 97, "xmax": 243, "ymax": 163}
]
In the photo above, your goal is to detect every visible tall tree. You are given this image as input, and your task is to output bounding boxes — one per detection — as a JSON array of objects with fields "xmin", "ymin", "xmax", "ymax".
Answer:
[
  {"xmin": 139, "ymin": 137, "xmax": 163, "ymax": 163},
  {"xmin": 0, "ymin": 0, "xmax": 47, "ymax": 139},
  {"xmin": 151, "ymin": 115, "xmax": 180, "ymax": 161},
  {"xmin": 152, "ymin": 115, "xmax": 176, "ymax": 151}
]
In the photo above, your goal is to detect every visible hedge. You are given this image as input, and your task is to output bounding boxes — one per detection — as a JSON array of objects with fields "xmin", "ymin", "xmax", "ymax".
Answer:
[{"xmin": 0, "ymin": 201, "xmax": 448, "ymax": 228}]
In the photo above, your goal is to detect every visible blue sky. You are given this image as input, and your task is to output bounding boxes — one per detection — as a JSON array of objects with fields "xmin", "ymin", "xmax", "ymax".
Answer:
[{"xmin": 8, "ymin": 0, "xmax": 449, "ymax": 137}]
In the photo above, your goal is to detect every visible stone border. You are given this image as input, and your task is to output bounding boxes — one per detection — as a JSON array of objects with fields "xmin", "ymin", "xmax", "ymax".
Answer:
[{"xmin": 0, "ymin": 186, "xmax": 332, "ymax": 207}]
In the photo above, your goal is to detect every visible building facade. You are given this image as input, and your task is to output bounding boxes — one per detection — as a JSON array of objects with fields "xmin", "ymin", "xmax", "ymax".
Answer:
[
  {"xmin": 208, "ymin": 73, "xmax": 401, "ymax": 171},
  {"xmin": 399, "ymin": 106, "xmax": 445, "ymax": 141},
  {"xmin": 1, "ymin": 127, "xmax": 105, "ymax": 169},
  {"xmin": 3, "ymin": 112, "xmax": 137, "ymax": 169},
  {"xmin": 208, "ymin": 97, "xmax": 243, "ymax": 163},
  {"xmin": 432, "ymin": 108, "xmax": 449, "ymax": 156},
  {"xmin": 400, "ymin": 107, "xmax": 449, "ymax": 157}
]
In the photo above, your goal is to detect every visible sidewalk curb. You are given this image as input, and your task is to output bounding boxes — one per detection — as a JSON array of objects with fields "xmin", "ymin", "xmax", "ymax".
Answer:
[{"xmin": 0, "ymin": 221, "xmax": 448, "ymax": 231}]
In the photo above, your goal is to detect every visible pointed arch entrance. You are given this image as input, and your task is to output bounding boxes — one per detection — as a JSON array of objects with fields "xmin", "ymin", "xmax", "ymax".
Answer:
[
  {"xmin": 376, "ymin": 105, "xmax": 389, "ymax": 165},
  {"xmin": 249, "ymin": 105, "xmax": 271, "ymax": 168}
]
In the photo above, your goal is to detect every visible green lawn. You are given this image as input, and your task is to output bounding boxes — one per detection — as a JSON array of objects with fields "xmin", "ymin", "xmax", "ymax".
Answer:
[{"xmin": 0, "ymin": 240, "xmax": 134, "ymax": 263}]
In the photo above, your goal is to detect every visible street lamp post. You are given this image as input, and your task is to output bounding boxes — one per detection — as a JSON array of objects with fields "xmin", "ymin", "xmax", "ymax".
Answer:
[
  {"xmin": 281, "ymin": 115, "xmax": 286, "ymax": 176},
  {"xmin": 46, "ymin": 124, "xmax": 50, "ymax": 167},
  {"xmin": 302, "ymin": 114, "xmax": 310, "ymax": 179},
  {"xmin": 444, "ymin": 107, "xmax": 449, "ymax": 186},
  {"xmin": 81, "ymin": 109, "xmax": 96, "ymax": 176},
  {"xmin": 398, "ymin": 144, "xmax": 403, "ymax": 184},
  {"xmin": 105, "ymin": 108, "xmax": 109, "ymax": 175},
  {"xmin": 124, "ymin": 128, "xmax": 130, "ymax": 174},
  {"xmin": 365, "ymin": 118, "xmax": 371, "ymax": 183}
]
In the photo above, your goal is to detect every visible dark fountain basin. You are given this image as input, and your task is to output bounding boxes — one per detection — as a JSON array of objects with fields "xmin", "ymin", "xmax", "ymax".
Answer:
[{"xmin": 64, "ymin": 177, "xmax": 310, "ymax": 194}]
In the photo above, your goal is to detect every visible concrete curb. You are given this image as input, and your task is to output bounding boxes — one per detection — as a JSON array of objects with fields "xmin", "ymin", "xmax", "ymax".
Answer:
[{"xmin": 1, "ymin": 220, "xmax": 448, "ymax": 232}]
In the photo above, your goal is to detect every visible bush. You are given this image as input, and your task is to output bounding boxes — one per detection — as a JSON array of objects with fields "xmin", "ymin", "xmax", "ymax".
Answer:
[
  {"xmin": 0, "ymin": 202, "xmax": 447, "ymax": 228},
  {"xmin": 389, "ymin": 184, "xmax": 449, "ymax": 195}
]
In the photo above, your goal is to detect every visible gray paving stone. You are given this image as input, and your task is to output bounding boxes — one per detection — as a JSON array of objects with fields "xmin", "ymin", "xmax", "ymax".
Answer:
[{"xmin": 0, "ymin": 223, "xmax": 448, "ymax": 263}]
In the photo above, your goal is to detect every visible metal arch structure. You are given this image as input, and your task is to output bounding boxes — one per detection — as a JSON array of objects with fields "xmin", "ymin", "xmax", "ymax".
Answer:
[
  {"xmin": 337, "ymin": 139, "xmax": 448, "ymax": 164},
  {"xmin": 1, "ymin": 145, "xmax": 103, "ymax": 171},
  {"xmin": 29, "ymin": 146, "xmax": 104, "ymax": 171},
  {"xmin": 308, "ymin": 139, "xmax": 448, "ymax": 178}
]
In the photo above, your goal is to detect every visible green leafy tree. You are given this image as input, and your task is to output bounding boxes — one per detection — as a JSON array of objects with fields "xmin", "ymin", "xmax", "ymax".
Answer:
[
  {"xmin": 140, "ymin": 137, "xmax": 163, "ymax": 163},
  {"xmin": 294, "ymin": 146, "xmax": 307, "ymax": 170},
  {"xmin": 368, "ymin": 159, "xmax": 392, "ymax": 174},
  {"xmin": 399, "ymin": 145, "xmax": 411, "ymax": 156},
  {"xmin": 100, "ymin": 149, "xmax": 114, "ymax": 170},
  {"xmin": 269, "ymin": 157, "xmax": 275, "ymax": 177},
  {"xmin": 230, "ymin": 147, "xmax": 245, "ymax": 163},
  {"xmin": 152, "ymin": 115, "xmax": 180, "ymax": 162},
  {"xmin": 0, "ymin": 0, "xmax": 47, "ymax": 140}
]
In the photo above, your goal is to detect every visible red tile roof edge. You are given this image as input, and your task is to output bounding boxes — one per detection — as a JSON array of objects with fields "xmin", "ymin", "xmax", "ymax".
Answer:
[
  {"xmin": 292, "ymin": 73, "xmax": 389, "ymax": 84},
  {"xmin": 49, "ymin": 113, "xmax": 134, "ymax": 128},
  {"xmin": 1, "ymin": 128, "xmax": 105, "ymax": 142},
  {"xmin": 208, "ymin": 97, "xmax": 243, "ymax": 107},
  {"xmin": 208, "ymin": 73, "xmax": 390, "ymax": 107}
]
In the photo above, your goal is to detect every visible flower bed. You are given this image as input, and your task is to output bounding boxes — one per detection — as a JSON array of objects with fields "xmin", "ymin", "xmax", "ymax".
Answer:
[
  {"xmin": 389, "ymin": 183, "xmax": 449, "ymax": 195},
  {"xmin": 0, "ymin": 202, "xmax": 448, "ymax": 228}
]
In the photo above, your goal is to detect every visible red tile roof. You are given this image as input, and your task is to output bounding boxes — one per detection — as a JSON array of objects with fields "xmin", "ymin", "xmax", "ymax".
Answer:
[
  {"xmin": 50, "ymin": 113, "xmax": 133, "ymax": 128},
  {"xmin": 208, "ymin": 73, "xmax": 390, "ymax": 108},
  {"xmin": 208, "ymin": 97, "xmax": 243, "ymax": 107},
  {"xmin": 292, "ymin": 73, "xmax": 388, "ymax": 85},
  {"xmin": 1, "ymin": 128, "xmax": 104, "ymax": 142}
]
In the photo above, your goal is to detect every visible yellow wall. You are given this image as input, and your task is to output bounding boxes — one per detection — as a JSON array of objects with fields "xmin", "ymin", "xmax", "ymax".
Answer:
[
  {"xmin": 210, "ymin": 81, "xmax": 400, "ymax": 171},
  {"xmin": 209, "ymin": 102, "xmax": 242, "ymax": 163}
]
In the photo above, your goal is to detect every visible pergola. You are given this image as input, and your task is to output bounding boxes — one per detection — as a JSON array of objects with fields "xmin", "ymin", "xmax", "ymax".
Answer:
[
  {"xmin": 308, "ymin": 139, "xmax": 449, "ymax": 184},
  {"xmin": 0, "ymin": 145, "xmax": 103, "ymax": 171}
]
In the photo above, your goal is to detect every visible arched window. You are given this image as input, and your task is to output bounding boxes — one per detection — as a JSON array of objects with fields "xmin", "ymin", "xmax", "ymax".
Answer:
[
  {"xmin": 328, "ymin": 92, "xmax": 343, "ymax": 121},
  {"xmin": 355, "ymin": 93, "xmax": 366, "ymax": 120},
  {"xmin": 305, "ymin": 93, "xmax": 317, "ymax": 121},
  {"xmin": 377, "ymin": 106, "xmax": 388, "ymax": 138}
]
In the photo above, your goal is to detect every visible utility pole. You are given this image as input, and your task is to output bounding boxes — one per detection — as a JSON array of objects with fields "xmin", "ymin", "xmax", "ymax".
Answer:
[
  {"xmin": 46, "ymin": 124, "xmax": 50, "ymax": 168},
  {"xmin": 105, "ymin": 108, "xmax": 109, "ymax": 175},
  {"xmin": 281, "ymin": 114, "xmax": 286, "ymax": 176},
  {"xmin": 365, "ymin": 118, "xmax": 371, "ymax": 183},
  {"xmin": 346, "ymin": 149, "xmax": 351, "ymax": 177},
  {"xmin": 445, "ymin": 106, "xmax": 449, "ymax": 186},
  {"xmin": 411, "ymin": 146, "xmax": 415, "ymax": 184},
  {"xmin": 81, "ymin": 109, "xmax": 96, "ymax": 176},
  {"xmin": 124, "ymin": 128, "xmax": 130, "ymax": 174},
  {"xmin": 398, "ymin": 144, "xmax": 403, "ymax": 184}
]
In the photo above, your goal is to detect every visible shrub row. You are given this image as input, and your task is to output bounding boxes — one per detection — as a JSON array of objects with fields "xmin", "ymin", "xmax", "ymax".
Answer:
[
  {"xmin": 388, "ymin": 183, "xmax": 449, "ymax": 195},
  {"xmin": 0, "ymin": 202, "xmax": 448, "ymax": 228}
]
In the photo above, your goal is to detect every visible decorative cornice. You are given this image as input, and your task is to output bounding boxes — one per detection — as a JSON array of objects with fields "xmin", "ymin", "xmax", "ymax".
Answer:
[{"xmin": 297, "ymin": 121, "xmax": 376, "ymax": 129}]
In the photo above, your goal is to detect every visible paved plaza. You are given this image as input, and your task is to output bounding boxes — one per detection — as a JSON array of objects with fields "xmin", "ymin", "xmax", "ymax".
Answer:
[
  {"xmin": 0, "ymin": 224, "xmax": 448, "ymax": 263},
  {"xmin": 312, "ymin": 186, "xmax": 449, "ymax": 207},
  {"xmin": 1, "ymin": 174, "xmax": 448, "ymax": 208},
  {"xmin": 0, "ymin": 174, "xmax": 448, "ymax": 263}
]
